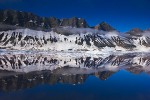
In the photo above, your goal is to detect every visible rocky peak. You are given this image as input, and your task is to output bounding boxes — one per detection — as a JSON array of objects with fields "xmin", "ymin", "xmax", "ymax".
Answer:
[
  {"xmin": 0, "ymin": 9, "xmax": 46, "ymax": 29},
  {"xmin": 129, "ymin": 28, "xmax": 143, "ymax": 33},
  {"xmin": 49, "ymin": 17, "xmax": 60, "ymax": 28},
  {"xmin": 94, "ymin": 22, "xmax": 115, "ymax": 31},
  {"xmin": 126, "ymin": 28, "xmax": 143, "ymax": 37},
  {"xmin": 0, "ymin": 10, "xmax": 89, "ymax": 30},
  {"xmin": 60, "ymin": 17, "xmax": 89, "ymax": 28}
]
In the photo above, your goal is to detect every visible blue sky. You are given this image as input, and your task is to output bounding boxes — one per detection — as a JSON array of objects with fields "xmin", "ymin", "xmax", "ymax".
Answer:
[{"xmin": 0, "ymin": 0, "xmax": 150, "ymax": 32}]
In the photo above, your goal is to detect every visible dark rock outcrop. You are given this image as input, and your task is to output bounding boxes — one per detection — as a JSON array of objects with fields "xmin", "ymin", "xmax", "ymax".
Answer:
[
  {"xmin": 49, "ymin": 17, "xmax": 60, "ymax": 28},
  {"xmin": 126, "ymin": 28, "xmax": 143, "ymax": 37},
  {"xmin": 0, "ymin": 10, "xmax": 89, "ymax": 30},
  {"xmin": 94, "ymin": 22, "xmax": 115, "ymax": 31},
  {"xmin": 60, "ymin": 17, "xmax": 89, "ymax": 28},
  {"xmin": 0, "ymin": 9, "xmax": 47, "ymax": 30}
]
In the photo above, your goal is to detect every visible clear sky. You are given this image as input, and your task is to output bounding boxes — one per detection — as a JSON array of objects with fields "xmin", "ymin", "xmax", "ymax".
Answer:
[{"xmin": 0, "ymin": 0, "xmax": 150, "ymax": 32}]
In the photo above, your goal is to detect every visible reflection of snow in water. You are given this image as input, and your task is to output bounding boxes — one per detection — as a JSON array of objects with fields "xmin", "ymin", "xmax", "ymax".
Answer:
[{"xmin": 0, "ymin": 52, "xmax": 150, "ymax": 74}]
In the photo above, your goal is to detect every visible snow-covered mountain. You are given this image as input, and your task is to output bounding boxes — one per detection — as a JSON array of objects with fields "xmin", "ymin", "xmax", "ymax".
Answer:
[
  {"xmin": 1, "ymin": 10, "xmax": 150, "ymax": 52},
  {"xmin": 0, "ymin": 27, "xmax": 150, "ymax": 52}
]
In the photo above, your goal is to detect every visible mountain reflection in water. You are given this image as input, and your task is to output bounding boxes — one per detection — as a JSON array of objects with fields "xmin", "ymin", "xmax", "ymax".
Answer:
[{"xmin": 0, "ymin": 52, "xmax": 150, "ymax": 100}]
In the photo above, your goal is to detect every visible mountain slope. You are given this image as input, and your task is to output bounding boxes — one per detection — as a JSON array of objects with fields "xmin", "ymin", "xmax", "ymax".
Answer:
[
  {"xmin": 0, "ymin": 28, "xmax": 138, "ymax": 51},
  {"xmin": 0, "ymin": 26, "xmax": 150, "ymax": 52},
  {"xmin": 0, "ymin": 10, "xmax": 150, "ymax": 52}
]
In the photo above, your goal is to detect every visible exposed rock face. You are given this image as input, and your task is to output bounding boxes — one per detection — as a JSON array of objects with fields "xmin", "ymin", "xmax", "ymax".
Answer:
[
  {"xmin": 126, "ymin": 28, "xmax": 143, "ymax": 37},
  {"xmin": 60, "ymin": 17, "xmax": 89, "ymax": 28},
  {"xmin": 0, "ymin": 9, "xmax": 46, "ymax": 30},
  {"xmin": 0, "ymin": 10, "xmax": 89, "ymax": 30},
  {"xmin": 49, "ymin": 17, "xmax": 60, "ymax": 28},
  {"xmin": 94, "ymin": 22, "xmax": 115, "ymax": 31}
]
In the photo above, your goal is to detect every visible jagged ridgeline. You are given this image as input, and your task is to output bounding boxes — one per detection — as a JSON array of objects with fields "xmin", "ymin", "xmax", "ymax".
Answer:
[
  {"xmin": 0, "ymin": 9, "xmax": 89, "ymax": 31},
  {"xmin": 0, "ymin": 9, "xmax": 150, "ymax": 51}
]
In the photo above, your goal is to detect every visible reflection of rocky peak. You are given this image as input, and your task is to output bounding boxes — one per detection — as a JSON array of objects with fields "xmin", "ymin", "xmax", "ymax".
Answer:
[
  {"xmin": 0, "ymin": 71, "xmax": 88, "ymax": 91},
  {"xmin": 126, "ymin": 65, "xmax": 144, "ymax": 74},
  {"xmin": 94, "ymin": 22, "xmax": 115, "ymax": 31},
  {"xmin": 93, "ymin": 71, "xmax": 115, "ymax": 80},
  {"xmin": 126, "ymin": 28, "xmax": 143, "ymax": 37},
  {"xmin": 0, "ymin": 70, "xmax": 116, "ymax": 91}
]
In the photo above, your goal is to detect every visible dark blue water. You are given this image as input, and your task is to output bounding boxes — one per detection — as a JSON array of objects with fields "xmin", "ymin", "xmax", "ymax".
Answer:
[{"xmin": 0, "ymin": 70, "xmax": 150, "ymax": 100}]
